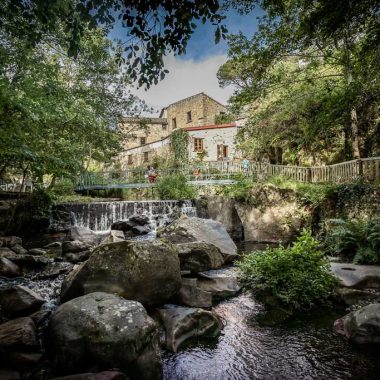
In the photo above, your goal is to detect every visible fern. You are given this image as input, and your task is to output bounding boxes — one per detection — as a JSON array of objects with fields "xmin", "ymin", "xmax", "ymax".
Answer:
[{"xmin": 326, "ymin": 218, "xmax": 380, "ymax": 264}]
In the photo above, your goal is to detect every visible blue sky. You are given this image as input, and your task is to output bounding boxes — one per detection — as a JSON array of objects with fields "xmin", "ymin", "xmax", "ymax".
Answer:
[{"xmin": 110, "ymin": 7, "xmax": 263, "ymax": 114}]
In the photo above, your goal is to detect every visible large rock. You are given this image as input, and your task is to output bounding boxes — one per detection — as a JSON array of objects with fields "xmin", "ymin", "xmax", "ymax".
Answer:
[
  {"xmin": 176, "ymin": 278, "xmax": 213, "ymax": 308},
  {"xmin": 177, "ymin": 242, "xmax": 225, "ymax": 272},
  {"xmin": 0, "ymin": 257, "xmax": 21, "ymax": 277},
  {"xmin": 157, "ymin": 305, "xmax": 223, "ymax": 352},
  {"xmin": 0, "ymin": 285, "xmax": 45, "ymax": 317},
  {"xmin": 100, "ymin": 230, "xmax": 125, "ymax": 245},
  {"xmin": 47, "ymin": 292, "xmax": 162, "ymax": 379},
  {"xmin": 197, "ymin": 268, "xmax": 242, "ymax": 301},
  {"xmin": 157, "ymin": 216, "xmax": 238, "ymax": 263},
  {"xmin": 111, "ymin": 219, "xmax": 150, "ymax": 236},
  {"xmin": 0, "ymin": 236, "xmax": 22, "ymax": 247},
  {"xmin": 334, "ymin": 303, "xmax": 380, "ymax": 344},
  {"xmin": 0, "ymin": 317, "xmax": 37, "ymax": 348},
  {"xmin": 10, "ymin": 244, "xmax": 28, "ymax": 255},
  {"xmin": 195, "ymin": 196, "xmax": 244, "ymax": 241},
  {"xmin": 335, "ymin": 288, "xmax": 380, "ymax": 306},
  {"xmin": 36, "ymin": 262, "xmax": 73, "ymax": 279},
  {"xmin": 0, "ymin": 252, "xmax": 50, "ymax": 269},
  {"xmin": 27, "ymin": 248, "xmax": 47, "ymax": 256},
  {"xmin": 331, "ymin": 263, "xmax": 380, "ymax": 289},
  {"xmin": 62, "ymin": 240, "xmax": 93, "ymax": 254},
  {"xmin": 68, "ymin": 226, "xmax": 105, "ymax": 244},
  {"xmin": 61, "ymin": 240, "xmax": 181, "ymax": 307}
]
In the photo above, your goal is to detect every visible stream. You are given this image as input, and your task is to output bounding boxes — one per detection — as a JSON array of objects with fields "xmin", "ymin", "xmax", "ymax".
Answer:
[
  {"xmin": 4, "ymin": 200, "xmax": 379, "ymax": 379},
  {"xmin": 163, "ymin": 292, "xmax": 380, "ymax": 379}
]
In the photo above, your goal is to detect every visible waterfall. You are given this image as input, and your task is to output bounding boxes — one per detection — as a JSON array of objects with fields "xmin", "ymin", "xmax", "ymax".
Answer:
[{"xmin": 51, "ymin": 200, "xmax": 197, "ymax": 232}]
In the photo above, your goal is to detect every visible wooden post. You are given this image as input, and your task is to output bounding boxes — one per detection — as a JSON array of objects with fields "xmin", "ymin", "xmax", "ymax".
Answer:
[{"xmin": 357, "ymin": 159, "xmax": 363, "ymax": 180}]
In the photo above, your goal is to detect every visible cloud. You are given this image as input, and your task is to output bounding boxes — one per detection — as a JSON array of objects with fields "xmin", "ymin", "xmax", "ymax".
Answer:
[{"xmin": 133, "ymin": 54, "xmax": 234, "ymax": 116}]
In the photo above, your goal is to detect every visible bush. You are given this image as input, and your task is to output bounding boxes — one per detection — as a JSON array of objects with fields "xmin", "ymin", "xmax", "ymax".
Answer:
[
  {"xmin": 325, "ymin": 218, "xmax": 380, "ymax": 264},
  {"xmin": 156, "ymin": 174, "xmax": 196, "ymax": 200},
  {"xmin": 238, "ymin": 230, "xmax": 336, "ymax": 312}
]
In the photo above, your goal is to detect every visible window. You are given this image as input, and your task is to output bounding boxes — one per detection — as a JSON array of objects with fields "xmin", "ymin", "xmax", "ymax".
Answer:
[
  {"xmin": 217, "ymin": 145, "xmax": 228, "ymax": 159},
  {"xmin": 172, "ymin": 118, "xmax": 177, "ymax": 129},
  {"xmin": 194, "ymin": 138, "xmax": 204, "ymax": 152},
  {"xmin": 140, "ymin": 137, "xmax": 146, "ymax": 145},
  {"xmin": 162, "ymin": 124, "xmax": 167, "ymax": 130},
  {"xmin": 187, "ymin": 111, "xmax": 192, "ymax": 123},
  {"xmin": 127, "ymin": 154, "xmax": 133, "ymax": 165},
  {"xmin": 143, "ymin": 152, "xmax": 149, "ymax": 162}
]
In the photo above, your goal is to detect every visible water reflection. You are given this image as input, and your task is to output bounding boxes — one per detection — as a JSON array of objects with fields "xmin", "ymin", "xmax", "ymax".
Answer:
[{"xmin": 163, "ymin": 293, "xmax": 380, "ymax": 380}]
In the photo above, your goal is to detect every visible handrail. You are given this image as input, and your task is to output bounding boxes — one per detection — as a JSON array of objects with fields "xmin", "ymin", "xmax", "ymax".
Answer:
[{"xmin": 76, "ymin": 157, "xmax": 380, "ymax": 190}]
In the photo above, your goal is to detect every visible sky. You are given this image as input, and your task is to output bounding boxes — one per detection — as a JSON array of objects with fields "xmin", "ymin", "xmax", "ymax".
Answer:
[{"xmin": 110, "ymin": 7, "xmax": 263, "ymax": 116}]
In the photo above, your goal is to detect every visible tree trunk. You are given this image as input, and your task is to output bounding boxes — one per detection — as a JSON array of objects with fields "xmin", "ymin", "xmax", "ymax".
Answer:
[
  {"xmin": 350, "ymin": 107, "xmax": 360, "ymax": 159},
  {"xmin": 343, "ymin": 33, "xmax": 361, "ymax": 159}
]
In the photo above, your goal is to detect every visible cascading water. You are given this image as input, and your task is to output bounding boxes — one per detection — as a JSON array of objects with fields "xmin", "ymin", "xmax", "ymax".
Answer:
[{"xmin": 51, "ymin": 200, "xmax": 197, "ymax": 232}]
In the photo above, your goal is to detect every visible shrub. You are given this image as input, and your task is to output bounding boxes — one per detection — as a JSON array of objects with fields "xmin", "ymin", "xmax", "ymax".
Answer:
[
  {"xmin": 325, "ymin": 218, "xmax": 380, "ymax": 264},
  {"xmin": 156, "ymin": 174, "xmax": 196, "ymax": 200},
  {"xmin": 238, "ymin": 230, "xmax": 336, "ymax": 312}
]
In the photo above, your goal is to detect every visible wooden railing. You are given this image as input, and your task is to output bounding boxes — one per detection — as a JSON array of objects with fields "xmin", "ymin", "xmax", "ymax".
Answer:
[{"xmin": 76, "ymin": 157, "xmax": 380, "ymax": 190}]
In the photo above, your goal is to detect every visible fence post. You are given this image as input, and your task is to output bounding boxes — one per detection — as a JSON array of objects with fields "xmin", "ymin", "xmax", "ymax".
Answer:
[
  {"xmin": 357, "ymin": 159, "xmax": 363, "ymax": 179},
  {"xmin": 307, "ymin": 167, "xmax": 312, "ymax": 183}
]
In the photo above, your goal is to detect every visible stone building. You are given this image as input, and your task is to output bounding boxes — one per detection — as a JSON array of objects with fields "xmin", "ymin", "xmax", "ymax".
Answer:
[{"xmin": 118, "ymin": 93, "xmax": 239, "ymax": 168}]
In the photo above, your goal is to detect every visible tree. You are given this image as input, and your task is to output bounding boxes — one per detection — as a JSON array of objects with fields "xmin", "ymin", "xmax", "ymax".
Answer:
[
  {"xmin": 0, "ymin": 0, "xmax": 228, "ymax": 87},
  {"xmin": 219, "ymin": 0, "xmax": 380, "ymax": 160},
  {"xmin": 0, "ymin": 25, "xmax": 146, "ymax": 185}
]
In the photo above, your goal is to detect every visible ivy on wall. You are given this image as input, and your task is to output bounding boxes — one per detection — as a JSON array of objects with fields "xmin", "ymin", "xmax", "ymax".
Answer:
[{"xmin": 170, "ymin": 129, "xmax": 189, "ymax": 164}]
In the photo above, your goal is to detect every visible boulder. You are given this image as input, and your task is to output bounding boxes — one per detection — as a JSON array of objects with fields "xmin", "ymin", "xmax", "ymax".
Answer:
[
  {"xmin": 64, "ymin": 250, "xmax": 91, "ymax": 263},
  {"xmin": 176, "ymin": 278, "xmax": 213, "ymax": 308},
  {"xmin": 68, "ymin": 226, "xmax": 104, "ymax": 244},
  {"xmin": 35, "ymin": 262, "xmax": 73, "ymax": 279},
  {"xmin": 0, "ymin": 257, "xmax": 21, "ymax": 277},
  {"xmin": 27, "ymin": 248, "xmax": 46, "ymax": 256},
  {"xmin": 0, "ymin": 317, "xmax": 37, "ymax": 348},
  {"xmin": 51, "ymin": 371, "xmax": 128, "ymax": 380},
  {"xmin": 331, "ymin": 263, "xmax": 380, "ymax": 289},
  {"xmin": 157, "ymin": 216, "xmax": 238, "ymax": 263},
  {"xmin": 44, "ymin": 242, "xmax": 62, "ymax": 249},
  {"xmin": 111, "ymin": 220, "xmax": 135, "ymax": 232},
  {"xmin": 157, "ymin": 305, "xmax": 223, "ymax": 352},
  {"xmin": 0, "ymin": 236, "xmax": 22, "ymax": 247},
  {"xmin": 177, "ymin": 242, "xmax": 224, "ymax": 272},
  {"xmin": 0, "ymin": 254, "xmax": 50, "ymax": 269},
  {"xmin": 47, "ymin": 292, "xmax": 162, "ymax": 379},
  {"xmin": 61, "ymin": 240, "xmax": 181, "ymax": 307},
  {"xmin": 111, "ymin": 220, "xmax": 150, "ymax": 236},
  {"xmin": 62, "ymin": 240, "xmax": 93, "ymax": 254},
  {"xmin": 0, "ymin": 285, "xmax": 45, "ymax": 317},
  {"xmin": 10, "ymin": 244, "xmax": 28, "ymax": 255},
  {"xmin": 30, "ymin": 309, "xmax": 51, "ymax": 327},
  {"xmin": 100, "ymin": 230, "xmax": 125, "ymax": 245},
  {"xmin": 129, "ymin": 215, "xmax": 150, "ymax": 226},
  {"xmin": 334, "ymin": 303, "xmax": 380, "ymax": 344},
  {"xmin": 335, "ymin": 288, "xmax": 380, "ymax": 306},
  {"xmin": 0, "ymin": 247, "xmax": 15, "ymax": 256},
  {"xmin": 131, "ymin": 225, "xmax": 150, "ymax": 235},
  {"xmin": 197, "ymin": 268, "xmax": 241, "ymax": 301}
]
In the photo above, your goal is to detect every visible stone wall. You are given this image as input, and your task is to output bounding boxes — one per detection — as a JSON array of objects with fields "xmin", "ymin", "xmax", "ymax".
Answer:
[
  {"xmin": 197, "ymin": 184, "xmax": 380, "ymax": 243},
  {"xmin": 119, "ymin": 118, "xmax": 169, "ymax": 150},
  {"xmin": 187, "ymin": 125, "xmax": 238, "ymax": 161},
  {"xmin": 166, "ymin": 93, "xmax": 226, "ymax": 132}
]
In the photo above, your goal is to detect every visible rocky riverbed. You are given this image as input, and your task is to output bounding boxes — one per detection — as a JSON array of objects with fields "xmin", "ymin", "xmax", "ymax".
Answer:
[{"xmin": 1, "ymin": 214, "xmax": 380, "ymax": 379}]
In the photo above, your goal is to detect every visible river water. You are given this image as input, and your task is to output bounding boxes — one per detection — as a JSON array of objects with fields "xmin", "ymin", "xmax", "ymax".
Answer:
[
  {"xmin": 7, "ymin": 201, "xmax": 380, "ymax": 379},
  {"xmin": 163, "ymin": 292, "xmax": 380, "ymax": 380}
]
